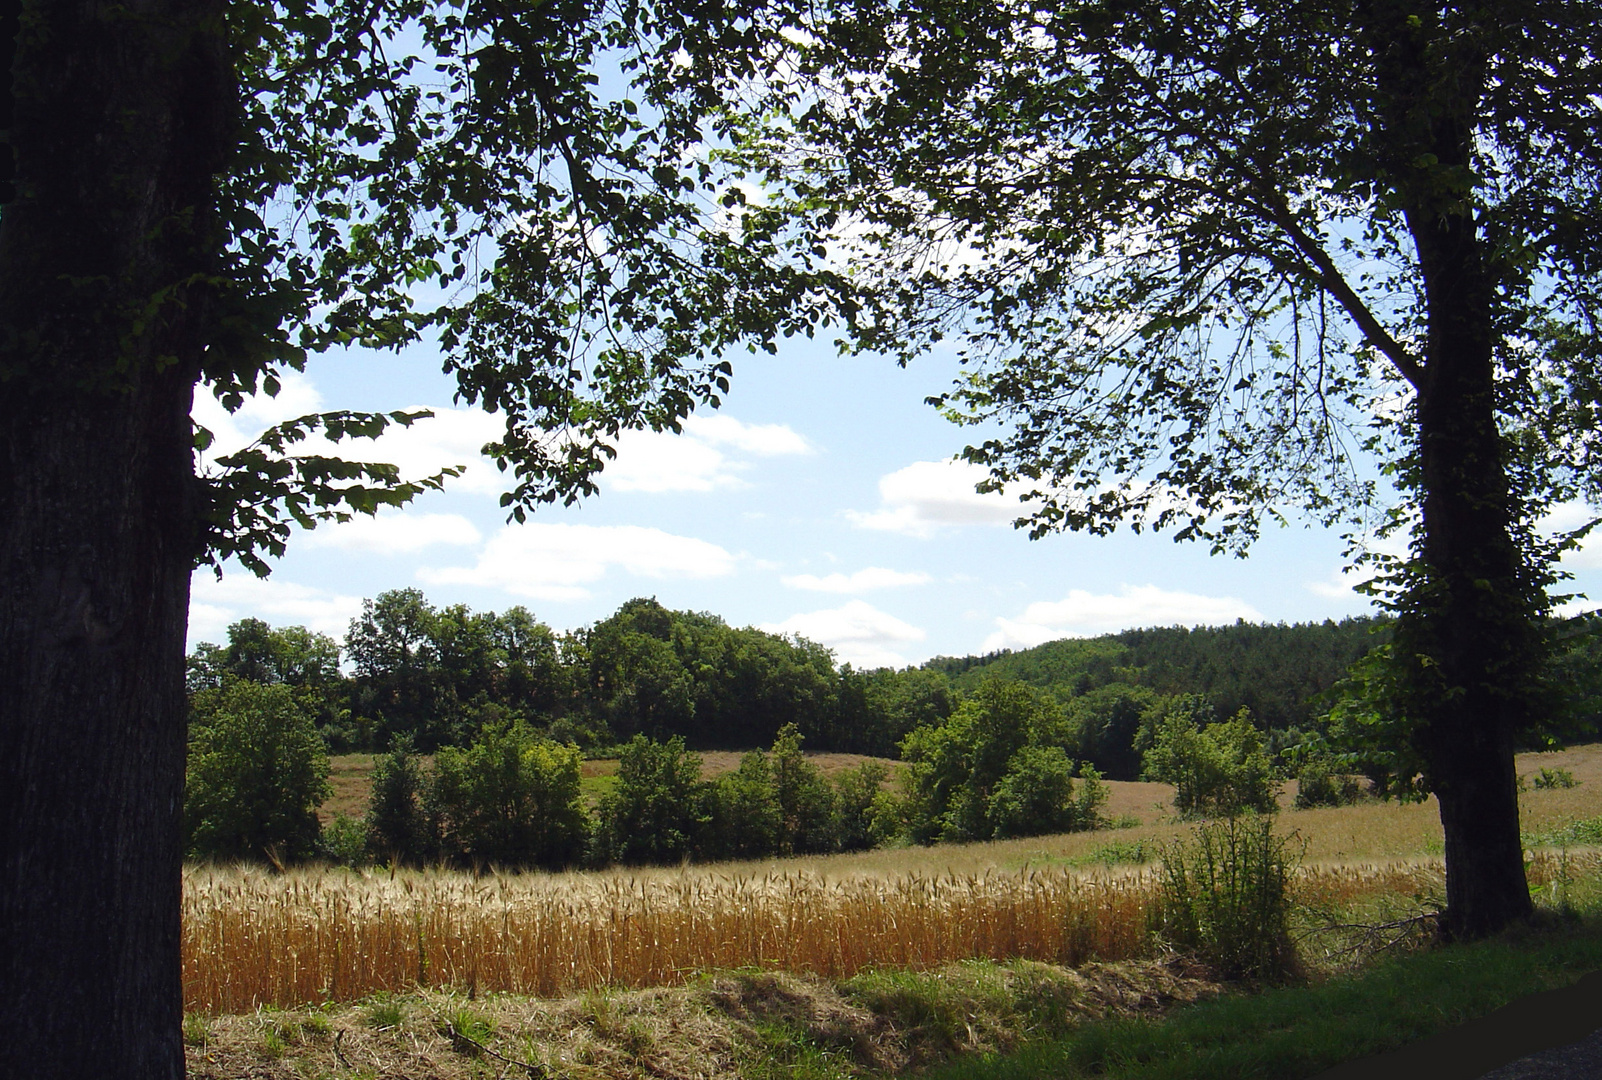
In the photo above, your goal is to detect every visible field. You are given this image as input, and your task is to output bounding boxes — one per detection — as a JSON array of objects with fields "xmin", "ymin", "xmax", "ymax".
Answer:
[{"xmin": 188, "ymin": 743, "xmax": 1602, "ymax": 1017}]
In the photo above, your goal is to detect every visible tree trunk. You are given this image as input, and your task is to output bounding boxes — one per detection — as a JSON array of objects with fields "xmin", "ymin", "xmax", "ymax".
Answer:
[
  {"xmin": 1360, "ymin": 0, "xmax": 1537, "ymax": 941},
  {"xmin": 1404, "ymin": 154, "xmax": 1537, "ymax": 943},
  {"xmin": 0, "ymin": 1, "xmax": 230, "ymax": 1076}
]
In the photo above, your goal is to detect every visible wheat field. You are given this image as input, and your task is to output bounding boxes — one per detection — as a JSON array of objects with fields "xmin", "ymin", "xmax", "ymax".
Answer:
[{"xmin": 184, "ymin": 743, "xmax": 1602, "ymax": 1013}]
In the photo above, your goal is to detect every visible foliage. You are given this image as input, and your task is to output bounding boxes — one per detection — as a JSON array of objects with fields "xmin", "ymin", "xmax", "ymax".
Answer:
[
  {"xmin": 1293, "ymin": 761, "xmax": 1367, "ymax": 810},
  {"xmin": 1142, "ymin": 707, "xmax": 1280, "ymax": 819},
  {"xmin": 593, "ymin": 734, "xmax": 712, "ymax": 866},
  {"xmin": 901, "ymin": 680, "xmax": 1100, "ymax": 843},
  {"xmin": 185, "ymin": 681, "xmax": 331, "ymax": 863},
  {"xmin": 1155, "ymin": 818, "xmax": 1301, "ymax": 984},
  {"xmin": 987, "ymin": 748, "xmax": 1107, "ymax": 840},
  {"xmin": 319, "ymin": 813, "xmax": 370, "ymax": 868},
  {"xmin": 767, "ymin": 724, "xmax": 837, "ymax": 856},
  {"xmin": 426, "ymin": 721, "xmax": 588, "ymax": 870},
  {"xmin": 830, "ymin": 760, "xmax": 891, "ymax": 853},
  {"xmin": 706, "ymin": 751, "xmax": 783, "ymax": 861},
  {"xmin": 366, "ymin": 735, "xmax": 431, "ymax": 865},
  {"xmin": 1533, "ymin": 767, "xmax": 1579, "ymax": 791}
]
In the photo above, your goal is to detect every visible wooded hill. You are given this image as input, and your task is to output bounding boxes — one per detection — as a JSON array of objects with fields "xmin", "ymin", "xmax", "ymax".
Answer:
[{"xmin": 191, "ymin": 592, "xmax": 1402, "ymax": 778}]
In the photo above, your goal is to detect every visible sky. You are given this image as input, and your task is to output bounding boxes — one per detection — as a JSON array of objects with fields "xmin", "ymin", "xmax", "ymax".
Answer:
[{"xmin": 188, "ymin": 326, "xmax": 1602, "ymax": 670}]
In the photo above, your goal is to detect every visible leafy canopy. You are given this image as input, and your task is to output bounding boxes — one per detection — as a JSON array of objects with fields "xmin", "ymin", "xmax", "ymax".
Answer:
[
  {"xmin": 201, "ymin": 0, "xmax": 847, "ymax": 572},
  {"xmin": 728, "ymin": 0, "xmax": 1602, "ymax": 550}
]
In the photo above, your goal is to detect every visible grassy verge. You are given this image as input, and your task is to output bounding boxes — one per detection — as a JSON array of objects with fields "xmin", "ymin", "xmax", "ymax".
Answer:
[{"xmin": 928, "ymin": 914, "xmax": 1602, "ymax": 1080}]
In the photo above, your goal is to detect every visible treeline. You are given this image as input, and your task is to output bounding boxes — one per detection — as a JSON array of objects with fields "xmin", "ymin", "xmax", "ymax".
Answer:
[{"xmin": 190, "ymin": 592, "xmax": 1389, "ymax": 770}]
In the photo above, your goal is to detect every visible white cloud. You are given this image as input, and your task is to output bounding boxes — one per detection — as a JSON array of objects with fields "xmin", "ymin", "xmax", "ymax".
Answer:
[
  {"xmin": 420, "ymin": 523, "xmax": 738, "ymax": 602},
  {"xmin": 781, "ymin": 567, "xmax": 932, "ymax": 593},
  {"xmin": 761, "ymin": 600, "xmax": 927, "ymax": 669},
  {"xmin": 846, "ymin": 459, "xmax": 1027, "ymax": 538},
  {"xmin": 188, "ymin": 572, "xmax": 365, "ymax": 644},
  {"xmin": 1544, "ymin": 501, "xmax": 1602, "ymax": 569},
  {"xmin": 605, "ymin": 415, "xmax": 813, "ymax": 494},
  {"xmin": 195, "ymin": 373, "xmax": 508, "ymax": 495},
  {"xmin": 303, "ymin": 511, "xmax": 482, "ymax": 555},
  {"xmin": 982, "ymin": 585, "xmax": 1262, "ymax": 650}
]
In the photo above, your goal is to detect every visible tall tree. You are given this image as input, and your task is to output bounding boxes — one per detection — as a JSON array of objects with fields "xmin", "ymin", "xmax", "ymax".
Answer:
[
  {"xmin": 0, "ymin": 1, "xmax": 836, "ymax": 1075},
  {"xmin": 733, "ymin": 0, "xmax": 1600, "ymax": 936}
]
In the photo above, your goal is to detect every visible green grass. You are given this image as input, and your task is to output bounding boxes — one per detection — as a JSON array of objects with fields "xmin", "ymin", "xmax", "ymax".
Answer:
[
  {"xmin": 1524, "ymin": 813, "xmax": 1602, "ymax": 848},
  {"xmin": 921, "ymin": 916, "xmax": 1602, "ymax": 1080}
]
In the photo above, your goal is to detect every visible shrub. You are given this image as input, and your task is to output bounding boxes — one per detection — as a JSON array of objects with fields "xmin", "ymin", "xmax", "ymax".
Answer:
[
  {"xmin": 319, "ymin": 813, "xmax": 370, "ymax": 867},
  {"xmin": 1533, "ymin": 766, "xmax": 1579, "ymax": 790},
  {"xmin": 987, "ymin": 748, "xmax": 1106, "ymax": 839},
  {"xmin": 707, "ymin": 750, "xmax": 782, "ymax": 860},
  {"xmin": 366, "ymin": 734, "xmax": 430, "ymax": 864},
  {"xmin": 1142, "ymin": 707, "xmax": 1280, "ymax": 818},
  {"xmin": 1155, "ymin": 816, "xmax": 1301, "ymax": 984},
  {"xmin": 831, "ymin": 760, "xmax": 891, "ymax": 852},
  {"xmin": 593, "ymin": 734, "xmax": 712, "ymax": 865},
  {"xmin": 768, "ymin": 724, "xmax": 836, "ymax": 855},
  {"xmin": 1294, "ymin": 759, "xmax": 1366, "ymax": 809},
  {"xmin": 185, "ymin": 680, "xmax": 331, "ymax": 863},
  {"xmin": 426, "ymin": 720, "xmax": 588, "ymax": 869}
]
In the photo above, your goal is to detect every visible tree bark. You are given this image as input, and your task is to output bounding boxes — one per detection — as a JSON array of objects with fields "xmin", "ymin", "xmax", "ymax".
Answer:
[
  {"xmin": 1361, "ymin": 0, "xmax": 1537, "ymax": 940},
  {"xmin": 0, "ymin": 1, "xmax": 231, "ymax": 1076}
]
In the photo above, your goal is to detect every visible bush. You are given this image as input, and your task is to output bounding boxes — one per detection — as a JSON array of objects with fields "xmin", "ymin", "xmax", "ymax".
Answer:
[
  {"xmin": 319, "ymin": 812, "xmax": 370, "ymax": 867},
  {"xmin": 1141, "ymin": 707, "xmax": 1280, "ymax": 818},
  {"xmin": 366, "ymin": 734, "xmax": 431, "ymax": 864},
  {"xmin": 426, "ymin": 720, "xmax": 588, "ymax": 869},
  {"xmin": 706, "ymin": 750, "xmax": 781, "ymax": 860},
  {"xmin": 1294, "ymin": 759, "xmax": 1366, "ymax": 809},
  {"xmin": 831, "ymin": 760, "xmax": 891, "ymax": 852},
  {"xmin": 987, "ymin": 747, "xmax": 1107, "ymax": 839},
  {"xmin": 768, "ymin": 724, "xmax": 836, "ymax": 855},
  {"xmin": 185, "ymin": 680, "xmax": 331, "ymax": 863},
  {"xmin": 1155, "ymin": 816, "xmax": 1301, "ymax": 983},
  {"xmin": 1533, "ymin": 766, "xmax": 1579, "ymax": 790},
  {"xmin": 593, "ymin": 734, "xmax": 712, "ymax": 865}
]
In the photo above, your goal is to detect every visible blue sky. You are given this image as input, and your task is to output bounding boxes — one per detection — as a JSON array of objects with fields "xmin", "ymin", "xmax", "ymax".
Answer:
[{"xmin": 189, "ymin": 329, "xmax": 1602, "ymax": 669}]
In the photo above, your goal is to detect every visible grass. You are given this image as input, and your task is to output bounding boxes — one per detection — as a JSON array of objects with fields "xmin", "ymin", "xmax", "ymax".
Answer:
[
  {"xmin": 179, "ymin": 742, "xmax": 1602, "ymax": 1077},
  {"xmin": 924, "ymin": 915, "xmax": 1602, "ymax": 1079}
]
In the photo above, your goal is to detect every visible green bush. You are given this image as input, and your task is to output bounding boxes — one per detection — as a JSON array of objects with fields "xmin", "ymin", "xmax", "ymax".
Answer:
[
  {"xmin": 185, "ymin": 680, "xmax": 331, "ymax": 863},
  {"xmin": 1142, "ymin": 707, "xmax": 1280, "ymax": 818},
  {"xmin": 1534, "ymin": 766, "xmax": 1579, "ymax": 790},
  {"xmin": 831, "ymin": 759, "xmax": 891, "ymax": 852},
  {"xmin": 768, "ymin": 724, "xmax": 836, "ymax": 855},
  {"xmin": 1294, "ymin": 759, "xmax": 1366, "ymax": 809},
  {"xmin": 426, "ymin": 720, "xmax": 588, "ymax": 869},
  {"xmin": 706, "ymin": 750, "xmax": 782, "ymax": 860},
  {"xmin": 987, "ymin": 747, "xmax": 1106, "ymax": 839},
  {"xmin": 319, "ymin": 812, "xmax": 370, "ymax": 867},
  {"xmin": 366, "ymin": 734, "xmax": 431, "ymax": 864},
  {"xmin": 1155, "ymin": 816, "xmax": 1301, "ymax": 984},
  {"xmin": 593, "ymin": 734, "xmax": 712, "ymax": 865}
]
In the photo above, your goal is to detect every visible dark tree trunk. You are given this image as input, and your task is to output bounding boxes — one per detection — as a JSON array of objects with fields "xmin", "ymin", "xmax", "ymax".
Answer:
[
  {"xmin": 0, "ymin": 1, "xmax": 231, "ymax": 1076},
  {"xmin": 1372, "ymin": 5, "xmax": 1536, "ymax": 939}
]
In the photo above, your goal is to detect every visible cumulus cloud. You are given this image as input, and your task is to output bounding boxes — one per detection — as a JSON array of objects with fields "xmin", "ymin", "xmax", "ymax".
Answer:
[
  {"xmin": 188, "ymin": 572, "xmax": 365, "ymax": 645},
  {"xmin": 194, "ymin": 374, "xmax": 508, "ymax": 494},
  {"xmin": 302, "ymin": 511, "xmax": 482, "ymax": 555},
  {"xmin": 420, "ymin": 523, "xmax": 738, "ymax": 602},
  {"xmin": 605, "ymin": 415, "xmax": 813, "ymax": 493},
  {"xmin": 761, "ymin": 600, "xmax": 926, "ymax": 669},
  {"xmin": 846, "ymin": 459, "xmax": 1027, "ymax": 537},
  {"xmin": 781, "ymin": 567, "xmax": 932, "ymax": 593},
  {"xmin": 982, "ymin": 585, "xmax": 1262, "ymax": 651}
]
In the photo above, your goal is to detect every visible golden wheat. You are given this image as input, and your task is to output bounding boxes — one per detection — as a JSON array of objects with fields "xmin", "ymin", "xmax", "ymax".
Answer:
[{"xmin": 182, "ymin": 862, "xmax": 1168, "ymax": 1012}]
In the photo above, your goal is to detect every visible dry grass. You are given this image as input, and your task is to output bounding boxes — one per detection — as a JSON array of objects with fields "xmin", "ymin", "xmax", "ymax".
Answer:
[
  {"xmin": 184, "ymin": 958, "xmax": 1223, "ymax": 1080},
  {"xmin": 182, "ymin": 863, "xmax": 1161, "ymax": 1013},
  {"xmin": 255, "ymin": 742, "xmax": 1602, "ymax": 1022}
]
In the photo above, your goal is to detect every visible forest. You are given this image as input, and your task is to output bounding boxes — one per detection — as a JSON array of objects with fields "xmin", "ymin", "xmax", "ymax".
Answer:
[{"xmin": 189, "ymin": 589, "xmax": 1405, "ymax": 769}]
